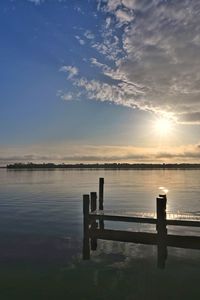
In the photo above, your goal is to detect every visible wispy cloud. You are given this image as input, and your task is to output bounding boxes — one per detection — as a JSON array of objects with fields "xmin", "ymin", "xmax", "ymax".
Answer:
[
  {"xmin": 1, "ymin": 142, "xmax": 200, "ymax": 165},
  {"xmin": 57, "ymin": 90, "xmax": 75, "ymax": 101},
  {"xmin": 75, "ymin": 35, "xmax": 85, "ymax": 45},
  {"xmin": 178, "ymin": 112, "xmax": 200, "ymax": 124},
  {"xmin": 84, "ymin": 30, "xmax": 95, "ymax": 40},
  {"xmin": 27, "ymin": 0, "xmax": 44, "ymax": 5},
  {"xmin": 60, "ymin": 93, "xmax": 73, "ymax": 101},
  {"xmin": 60, "ymin": 0, "xmax": 200, "ymax": 124},
  {"xmin": 28, "ymin": 0, "xmax": 66, "ymax": 4},
  {"xmin": 59, "ymin": 65, "xmax": 79, "ymax": 79},
  {"xmin": 115, "ymin": 8, "xmax": 134, "ymax": 23}
]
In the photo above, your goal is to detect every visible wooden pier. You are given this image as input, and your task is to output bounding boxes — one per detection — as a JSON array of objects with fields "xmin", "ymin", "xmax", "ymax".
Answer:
[{"xmin": 83, "ymin": 178, "xmax": 200, "ymax": 269}]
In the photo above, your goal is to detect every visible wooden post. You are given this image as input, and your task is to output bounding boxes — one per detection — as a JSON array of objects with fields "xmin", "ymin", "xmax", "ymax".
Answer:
[
  {"xmin": 157, "ymin": 195, "xmax": 167, "ymax": 231},
  {"xmin": 83, "ymin": 194, "xmax": 90, "ymax": 228},
  {"xmin": 157, "ymin": 195, "xmax": 167, "ymax": 230},
  {"xmin": 99, "ymin": 177, "xmax": 104, "ymax": 210},
  {"xmin": 90, "ymin": 192, "xmax": 97, "ymax": 250},
  {"xmin": 83, "ymin": 194, "xmax": 90, "ymax": 259},
  {"xmin": 99, "ymin": 178, "xmax": 105, "ymax": 230},
  {"xmin": 91, "ymin": 192, "xmax": 97, "ymax": 212},
  {"xmin": 156, "ymin": 195, "xmax": 167, "ymax": 269},
  {"xmin": 99, "ymin": 217, "xmax": 104, "ymax": 230}
]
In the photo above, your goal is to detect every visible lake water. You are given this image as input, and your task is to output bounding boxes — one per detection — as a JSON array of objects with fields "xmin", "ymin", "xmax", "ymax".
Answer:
[{"xmin": 0, "ymin": 169, "xmax": 199, "ymax": 299}]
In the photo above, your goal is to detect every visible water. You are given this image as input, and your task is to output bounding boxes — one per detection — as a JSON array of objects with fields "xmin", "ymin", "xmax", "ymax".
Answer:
[{"xmin": 0, "ymin": 169, "xmax": 199, "ymax": 299}]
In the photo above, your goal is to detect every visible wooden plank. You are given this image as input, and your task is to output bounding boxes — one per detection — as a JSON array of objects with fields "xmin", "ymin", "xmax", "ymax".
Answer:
[
  {"xmin": 167, "ymin": 234, "xmax": 200, "ymax": 250},
  {"xmin": 89, "ymin": 214, "xmax": 157, "ymax": 224},
  {"xmin": 89, "ymin": 229, "xmax": 200, "ymax": 250},
  {"xmin": 89, "ymin": 213, "xmax": 200, "ymax": 227},
  {"xmin": 89, "ymin": 228, "xmax": 157, "ymax": 245},
  {"xmin": 167, "ymin": 219, "xmax": 200, "ymax": 227}
]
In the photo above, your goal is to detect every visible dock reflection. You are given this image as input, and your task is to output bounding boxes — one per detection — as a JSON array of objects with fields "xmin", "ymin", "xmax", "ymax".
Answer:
[
  {"xmin": 82, "ymin": 180, "xmax": 200, "ymax": 269},
  {"xmin": 83, "ymin": 226, "xmax": 200, "ymax": 269}
]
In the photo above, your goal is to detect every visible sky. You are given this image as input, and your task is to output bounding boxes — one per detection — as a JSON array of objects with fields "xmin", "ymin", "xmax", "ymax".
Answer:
[{"xmin": 1, "ymin": 0, "xmax": 200, "ymax": 165}]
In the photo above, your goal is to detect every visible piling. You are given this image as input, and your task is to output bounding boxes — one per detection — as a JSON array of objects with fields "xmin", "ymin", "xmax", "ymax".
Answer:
[
  {"xmin": 90, "ymin": 192, "xmax": 97, "ymax": 250},
  {"xmin": 98, "ymin": 178, "xmax": 104, "ymax": 229},
  {"xmin": 99, "ymin": 177, "xmax": 104, "ymax": 210},
  {"xmin": 156, "ymin": 195, "xmax": 167, "ymax": 268},
  {"xmin": 83, "ymin": 194, "xmax": 90, "ymax": 259},
  {"xmin": 91, "ymin": 192, "xmax": 97, "ymax": 212}
]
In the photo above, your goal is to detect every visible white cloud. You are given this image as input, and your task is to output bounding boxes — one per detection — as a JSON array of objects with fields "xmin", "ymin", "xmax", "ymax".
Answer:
[
  {"xmin": 28, "ymin": 0, "xmax": 43, "ymax": 4},
  {"xmin": 57, "ymin": 90, "xmax": 77, "ymax": 102},
  {"xmin": 84, "ymin": 30, "xmax": 95, "ymax": 40},
  {"xmin": 59, "ymin": 65, "xmax": 78, "ymax": 79},
  {"xmin": 60, "ymin": 93, "xmax": 73, "ymax": 101},
  {"xmin": 115, "ymin": 9, "xmax": 134, "ymax": 23},
  {"xmin": 122, "ymin": 0, "xmax": 136, "ymax": 10},
  {"xmin": 91, "ymin": 32, "xmax": 123, "ymax": 61},
  {"xmin": 75, "ymin": 35, "xmax": 85, "ymax": 45},
  {"xmin": 28, "ymin": 0, "xmax": 66, "ymax": 4},
  {"xmin": 63, "ymin": 0, "xmax": 200, "ymax": 124},
  {"xmin": 106, "ymin": 0, "xmax": 121, "ymax": 11},
  {"xmin": 105, "ymin": 17, "xmax": 112, "ymax": 28},
  {"xmin": 178, "ymin": 112, "xmax": 200, "ymax": 125}
]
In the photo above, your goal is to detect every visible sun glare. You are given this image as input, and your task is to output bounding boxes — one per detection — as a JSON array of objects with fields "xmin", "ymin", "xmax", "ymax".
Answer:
[{"xmin": 153, "ymin": 117, "xmax": 174, "ymax": 136}]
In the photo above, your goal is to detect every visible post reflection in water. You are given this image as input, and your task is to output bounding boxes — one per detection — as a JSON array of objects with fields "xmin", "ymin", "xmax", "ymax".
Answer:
[{"xmin": 83, "ymin": 219, "xmax": 200, "ymax": 269}]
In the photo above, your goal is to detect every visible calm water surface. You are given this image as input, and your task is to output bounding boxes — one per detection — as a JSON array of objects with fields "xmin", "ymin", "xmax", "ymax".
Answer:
[{"xmin": 0, "ymin": 169, "xmax": 199, "ymax": 299}]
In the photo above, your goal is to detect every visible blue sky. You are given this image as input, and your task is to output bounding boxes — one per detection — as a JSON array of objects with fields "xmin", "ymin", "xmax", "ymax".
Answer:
[{"xmin": 1, "ymin": 0, "xmax": 200, "ymax": 165}]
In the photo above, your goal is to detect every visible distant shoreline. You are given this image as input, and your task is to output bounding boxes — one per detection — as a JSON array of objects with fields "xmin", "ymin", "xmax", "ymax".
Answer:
[{"xmin": 5, "ymin": 163, "xmax": 200, "ymax": 170}]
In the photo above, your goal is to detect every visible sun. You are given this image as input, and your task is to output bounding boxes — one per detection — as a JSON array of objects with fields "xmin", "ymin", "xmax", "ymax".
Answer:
[{"xmin": 153, "ymin": 117, "xmax": 174, "ymax": 136}]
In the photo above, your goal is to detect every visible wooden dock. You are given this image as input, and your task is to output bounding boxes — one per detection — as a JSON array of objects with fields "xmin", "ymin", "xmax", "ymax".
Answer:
[{"xmin": 83, "ymin": 178, "xmax": 200, "ymax": 269}]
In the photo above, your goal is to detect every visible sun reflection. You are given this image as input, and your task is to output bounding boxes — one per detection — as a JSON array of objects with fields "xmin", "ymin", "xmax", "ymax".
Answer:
[{"xmin": 158, "ymin": 186, "xmax": 169, "ymax": 194}]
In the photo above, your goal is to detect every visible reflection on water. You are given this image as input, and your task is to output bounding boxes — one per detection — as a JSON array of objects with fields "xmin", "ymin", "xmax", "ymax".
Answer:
[
  {"xmin": 85, "ymin": 241, "xmax": 200, "ymax": 300},
  {"xmin": 0, "ymin": 238, "xmax": 199, "ymax": 300},
  {"xmin": 0, "ymin": 169, "xmax": 200, "ymax": 299}
]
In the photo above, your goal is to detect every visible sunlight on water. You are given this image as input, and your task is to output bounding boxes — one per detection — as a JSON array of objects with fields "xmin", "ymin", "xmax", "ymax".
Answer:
[
  {"xmin": 0, "ymin": 169, "xmax": 200, "ymax": 234},
  {"xmin": 0, "ymin": 169, "xmax": 199, "ymax": 299}
]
